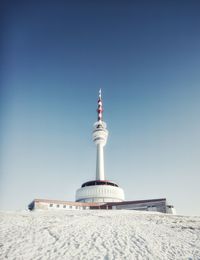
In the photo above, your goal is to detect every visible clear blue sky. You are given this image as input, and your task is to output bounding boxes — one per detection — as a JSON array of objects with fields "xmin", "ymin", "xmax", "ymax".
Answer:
[{"xmin": 1, "ymin": 1, "xmax": 200, "ymax": 215}]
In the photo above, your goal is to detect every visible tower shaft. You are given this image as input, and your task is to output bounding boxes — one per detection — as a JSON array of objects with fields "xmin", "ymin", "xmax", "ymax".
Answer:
[{"xmin": 96, "ymin": 144, "xmax": 105, "ymax": 180}]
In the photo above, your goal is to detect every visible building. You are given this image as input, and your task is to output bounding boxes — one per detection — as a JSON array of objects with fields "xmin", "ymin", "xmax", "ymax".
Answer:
[
  {"xmin": 28, "ymin": 198, "xmax": 175, "ymax": 214},
  {"xmin": 75, "ymin": 89, "xmax": 124, "ymax": 203},
  {"xmin": 28, "ymin": 90, "xmax": 175, "ymax": 214}
]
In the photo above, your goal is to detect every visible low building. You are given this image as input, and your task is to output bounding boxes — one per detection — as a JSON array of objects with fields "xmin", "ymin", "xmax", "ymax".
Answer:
[{"xmin": 28, "ymin": 198, "xmax": 175, "ymax": 214}]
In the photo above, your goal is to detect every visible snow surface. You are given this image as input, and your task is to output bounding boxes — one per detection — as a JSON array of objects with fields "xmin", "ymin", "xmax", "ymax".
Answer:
[{"xmin": 0, "ymin": 210, "xmax": 200, "ymax": 260}]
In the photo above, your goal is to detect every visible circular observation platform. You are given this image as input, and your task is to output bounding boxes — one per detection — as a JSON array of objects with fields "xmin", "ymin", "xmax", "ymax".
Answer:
[{"xmin": 75, "ymin": 180, "xmax": 125, "ymax": 203}]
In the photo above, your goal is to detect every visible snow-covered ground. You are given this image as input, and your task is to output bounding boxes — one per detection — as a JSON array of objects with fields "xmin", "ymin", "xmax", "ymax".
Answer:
[{"xmin": 0, "ymin": 210, "xmax": 200, "ymax": 260}]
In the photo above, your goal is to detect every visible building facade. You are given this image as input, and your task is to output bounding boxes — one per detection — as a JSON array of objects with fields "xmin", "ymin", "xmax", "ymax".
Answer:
[{"xmin": 28, "ymin": 198, "xmax": 175, "ymax": 214}]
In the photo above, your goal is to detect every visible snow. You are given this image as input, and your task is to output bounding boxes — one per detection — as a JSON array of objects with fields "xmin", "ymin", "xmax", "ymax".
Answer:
[{"xmin": 0, "ymin": 210, "xmax": 200, "ymax": 260}]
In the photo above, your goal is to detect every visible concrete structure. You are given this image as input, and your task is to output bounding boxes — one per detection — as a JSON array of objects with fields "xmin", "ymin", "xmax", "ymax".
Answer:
[
  {"xmin": 28, "ymin": 90, "xmax": 175, "ymax": 214},
  {"xmin": 75, "ymin": 89, "xmax": 125, "ymax": 203},
  {"xmin": 28, "ymin": 198, "xmax": 175, "ymax": 214}
]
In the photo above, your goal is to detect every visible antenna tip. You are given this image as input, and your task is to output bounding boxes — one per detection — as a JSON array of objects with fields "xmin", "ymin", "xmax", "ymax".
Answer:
[{"xmin": 99, "ymin": 89, "xmax": 102, "ymax": 98}]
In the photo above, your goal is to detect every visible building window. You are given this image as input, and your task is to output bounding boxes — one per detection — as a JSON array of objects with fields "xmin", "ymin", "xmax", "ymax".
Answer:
[
  {"xmin": 57, "ymin": 204, "xmax": 60, "ymax": 208},
  {"xmin": 63, "ymin": 205, "xmax": 66, "ymax": 208},
  {"xmin": 49, "ymin": 204, "xmax": 53, "ymax": 207}
]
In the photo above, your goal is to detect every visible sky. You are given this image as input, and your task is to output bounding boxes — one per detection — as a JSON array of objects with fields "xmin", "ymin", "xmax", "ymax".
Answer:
[{"xmin": 0, "ymin": 0, "xmax": 200, "ymax": 215}]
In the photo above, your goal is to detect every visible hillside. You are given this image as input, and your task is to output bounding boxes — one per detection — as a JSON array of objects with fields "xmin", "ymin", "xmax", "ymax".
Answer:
[{"xmin": 0, "ymin": 210, "xmax": 200, "ymax": 259}]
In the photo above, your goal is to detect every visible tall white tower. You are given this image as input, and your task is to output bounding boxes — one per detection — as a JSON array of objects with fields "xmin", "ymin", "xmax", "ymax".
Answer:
[
  {"xmin": 75, "ymin": 90, "xmax": 125, "ymax": 203},
  {"xmin": 93, "ymin": 89, "xmax": 108, "ymax": 181}
]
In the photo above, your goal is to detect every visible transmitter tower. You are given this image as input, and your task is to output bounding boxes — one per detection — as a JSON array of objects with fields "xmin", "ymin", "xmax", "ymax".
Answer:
[{"xmin": 75, "ymin": 90, "xmax": 125, "ymax": 203}]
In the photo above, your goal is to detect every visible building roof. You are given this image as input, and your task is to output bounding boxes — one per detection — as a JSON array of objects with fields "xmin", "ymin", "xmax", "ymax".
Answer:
[{"xmin": 105, "ymin": 198, "xmax": 166, "ymax": 206}]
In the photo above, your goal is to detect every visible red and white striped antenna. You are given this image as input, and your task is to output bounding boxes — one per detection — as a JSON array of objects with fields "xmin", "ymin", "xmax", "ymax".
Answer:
[{"xmin": 97, "ymin": 89, "xmax": 103, "ymax": 121}]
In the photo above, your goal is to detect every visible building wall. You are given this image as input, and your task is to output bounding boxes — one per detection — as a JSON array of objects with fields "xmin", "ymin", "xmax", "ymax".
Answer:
[
  {"xmin": 33, "ymin": 201, "xmax": 90, "ymax": 211},
  {"xmin": 112, "ymin": 200, "xmax": 167, "ymax": 213},
  {"xmin": 29, "ymin": 199, "xmax": 174, "ymax": 214},
  {"xmin": 76, "ymin": 185, "xmax": 125, "ymax": 202}
]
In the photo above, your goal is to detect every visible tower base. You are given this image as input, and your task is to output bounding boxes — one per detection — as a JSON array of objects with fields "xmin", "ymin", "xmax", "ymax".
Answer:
[{"xmin": 75, "ymin": 180, "xmax": 125, "ymax": 203}]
